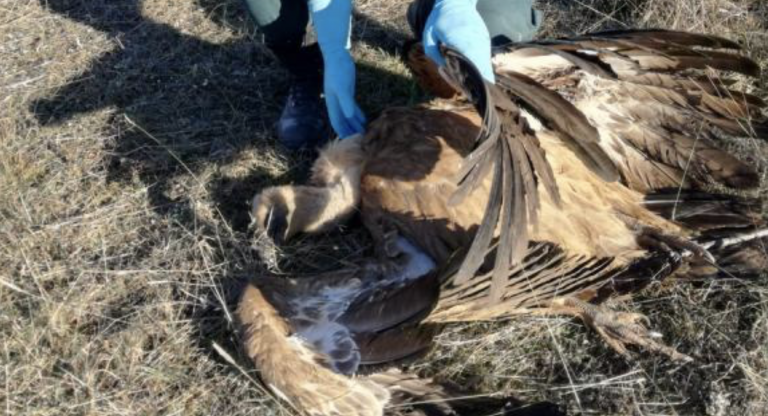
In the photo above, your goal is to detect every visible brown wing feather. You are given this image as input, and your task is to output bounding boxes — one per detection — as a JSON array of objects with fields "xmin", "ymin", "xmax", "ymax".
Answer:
[
  {"xmin": 643, "ymin": 190, "xmax": 764, "ymax": 232},
  {"xmin": 620, "ymin": 49, "xmax": 761, "ymax": 77},
  {"xmin": 436, "ymin": 46, "xmax": 627, "ymax": 301},
  {"xmin": 428, "ymin": 242, "xmax": 626, "ymax": 322},
  {"xmin": 509, "ymin": 43, "xmax": 618, "ymax": 77},
  {"xmin": 495, "ymin": 70, "xmax": 619, "ymax": 182},
  {"xmin": 439, "ymin": 46, "xmax": 553, "ymax": 302},
  {"xmin": 394, "ymin": 29, "xmax": 762, "ymax": 306},
  {"xmin": 582, "ymin": 29, "xmax": 743, "ymax": 50},
  {"xmin": 339, "ymin": 271, "xmax": 440, "ymax": 333},
  {"xmin": 355, "ymin": 325, "xmax": 439, "ymax": 367},
  {"xmin": 492, "ymin": 29, "xmax": 766, "ymax": 194}
]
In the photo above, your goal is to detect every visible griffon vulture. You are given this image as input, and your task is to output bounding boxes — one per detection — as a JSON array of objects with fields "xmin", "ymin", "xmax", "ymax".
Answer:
[{"xmin": 238, "ymin": 29, "xmax": 767, "ymax": 416}]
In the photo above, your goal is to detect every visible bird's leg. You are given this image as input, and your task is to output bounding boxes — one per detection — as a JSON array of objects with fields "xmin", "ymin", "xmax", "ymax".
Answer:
[
  {"xmin": 640, "ymin": 226, "xmax": 716, "ymax": 264},
  {"xmin": 620, "ymin": 215, "xmax": 715, "ymax": 263},
  {"xmin": 251, "ymin": 185, "xmax": 324, "ymax": 244},
  {"xmin": 251, "ymin": 137, "xmax": 364, "ymax": 244},
  {"xmin": 544, "ymin": 297, "xmax": 692, "ymax": 362}
]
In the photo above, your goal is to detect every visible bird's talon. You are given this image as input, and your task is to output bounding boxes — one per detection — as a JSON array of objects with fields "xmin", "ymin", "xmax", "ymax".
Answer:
[
  {"xmin": 638, "ymin": 225, "xmax": 717, "ymax": 264},
  {"xmin": 552, "ymin": 297, "xmax": 692, "ymax": 362},
  {"xmin": 251, "ymin": 187, "xmax": 293, "ymax": 244}
]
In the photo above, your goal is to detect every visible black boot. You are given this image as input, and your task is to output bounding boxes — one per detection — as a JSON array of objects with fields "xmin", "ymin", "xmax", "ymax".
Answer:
[
  {"xmin": 272, "ymin": 44, "xmax": 328, "ymax": 151},
  {"xmin": 277, "ymin": 77, "xmax": 327, "ymax": 150}
]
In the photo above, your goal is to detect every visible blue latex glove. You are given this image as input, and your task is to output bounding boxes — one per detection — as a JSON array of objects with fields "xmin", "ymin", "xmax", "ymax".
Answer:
[
  {"xmin": 423, "ymin": 0, "xmax": 495, "ymax": 82},
  {"xmin": 309, "ymin": 0, "xmax": 366, "ymax": 139}
]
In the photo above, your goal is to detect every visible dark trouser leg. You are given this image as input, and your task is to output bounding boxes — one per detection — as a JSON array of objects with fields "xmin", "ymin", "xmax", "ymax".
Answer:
[
  {"xmin": 242, "ymin": 0, "xmax": 327, "ymax": 149},
  {"xmin": 241, "ymin": 0, "xmax": 323, "ymax": 81},
  {"xmin": 407, "ymin": 0, "xmax": 542, "ymax": 47}
]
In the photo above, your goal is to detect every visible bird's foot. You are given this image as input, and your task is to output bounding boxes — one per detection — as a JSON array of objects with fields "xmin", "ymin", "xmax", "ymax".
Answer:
[
  {"xmin": 639, "ymin": 226, "xmax": 715, "ymax": 264},
  {"xmin": 251, "ymin": 183, "xmax": 355, "ymax": 245},
  {"xmin": 617, "ymin": 214, "xmax": 716, "ymax": 264},
  {"xmin": 549, "ymin": 297, "xmax": 693, "ymax": 362},
  {"xmin": 251, "ymin": 185, "xmax": 295, "ymax": 244}
]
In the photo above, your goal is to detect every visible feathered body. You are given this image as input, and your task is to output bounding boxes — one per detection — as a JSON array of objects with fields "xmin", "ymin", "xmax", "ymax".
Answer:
[{"xmin": 240, "ymin": 30, "xmax": 767, "ymax": 415}]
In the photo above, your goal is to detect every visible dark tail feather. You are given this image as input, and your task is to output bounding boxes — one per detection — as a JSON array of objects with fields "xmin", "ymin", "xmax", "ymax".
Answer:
[
  {"xmin": 356, "ymin": 324, "xmax": 439, "ymax": 369},
  {"xmin": 593, "ymin": 190, "xmax": 766, "ymax": 300},
  {"xmin": 594, "ymin": 250, "xmax": 682, "ymax": 302},
  {"xmin": 339, "ymin": 272, "xmax": 440, "ymax": 333},
  {"xmin": 371, "ymin": 370, "xmax": 567, "ymax": 416}
]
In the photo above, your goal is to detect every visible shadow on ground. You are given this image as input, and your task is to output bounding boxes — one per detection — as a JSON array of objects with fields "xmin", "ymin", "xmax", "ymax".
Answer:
[
  {"xmin": 30, "ymin": 0, "xmax": 425, "ymax": 229},
  {"xmin": 28, "ymin": 0, "xmax": 432, "ymax": 383}
]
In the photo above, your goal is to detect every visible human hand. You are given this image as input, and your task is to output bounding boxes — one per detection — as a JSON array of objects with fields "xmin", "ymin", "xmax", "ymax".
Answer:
[
  {"xmin": 422, "ymin": 0, "xmax": 495, "ymax": 82},
  {"xmin": 309, "ymin": 0, "xmax": 367, "ymax": 138}
]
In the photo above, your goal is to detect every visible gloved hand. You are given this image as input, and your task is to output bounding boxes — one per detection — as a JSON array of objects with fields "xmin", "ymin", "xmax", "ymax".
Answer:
[
  {"xmin": 309, "ymin": 0, "xmax": 367, "ymax": 139},
  {"xmin": 422, "ymin": 0, "xmax": 495, "ymax": 82}
]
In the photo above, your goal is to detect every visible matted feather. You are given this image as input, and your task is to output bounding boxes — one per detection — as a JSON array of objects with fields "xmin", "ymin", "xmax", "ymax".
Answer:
[{"xmin": 439, "ymin": 46, "xmax": 563, "ymax": 302}]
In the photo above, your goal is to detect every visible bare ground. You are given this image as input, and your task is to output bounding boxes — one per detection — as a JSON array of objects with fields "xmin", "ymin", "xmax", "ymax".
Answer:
[{"xmin": 1, "ymin": 0, "xmax": 767, "ymax": 415}]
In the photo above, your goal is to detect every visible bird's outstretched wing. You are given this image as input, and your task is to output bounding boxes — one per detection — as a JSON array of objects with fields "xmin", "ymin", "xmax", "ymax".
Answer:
[
  {"xmin": 492, "ymin": 29, "xmax": 766, "ymax": 192},
  {"xmin": 437, "ymin": 46, "xmax": 618, "ymax": 302},
  {"xmin": 406, "ymin": 29, "xmax": 765, "ymax": 303}
]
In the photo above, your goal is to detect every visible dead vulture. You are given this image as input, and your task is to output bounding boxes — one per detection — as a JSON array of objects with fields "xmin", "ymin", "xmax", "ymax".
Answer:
[{"xmin": 239, "ymin": 30, "xmax": 767, "ymax": 416}]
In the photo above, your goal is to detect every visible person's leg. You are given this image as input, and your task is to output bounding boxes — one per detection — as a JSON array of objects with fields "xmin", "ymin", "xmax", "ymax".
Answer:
[
  {"xmin": 477, "ymin": 0, "xmax": 542, "ymax": 46},
  {"xmin": 242, "ymin": 0, "xmax": 327, "ymax": 149},
  {"xmin": 243, "ymin": 0, "xmax": 323, "ymax": 77},
  {"xmin": 407, "ymin": 0, "xmax": 542, "ymax": 47}
]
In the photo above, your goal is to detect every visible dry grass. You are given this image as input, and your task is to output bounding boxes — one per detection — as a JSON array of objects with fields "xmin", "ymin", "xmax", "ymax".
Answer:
[{"xmin": 1, "ymin": 0, "xmax": 766, "ymax": 415}]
